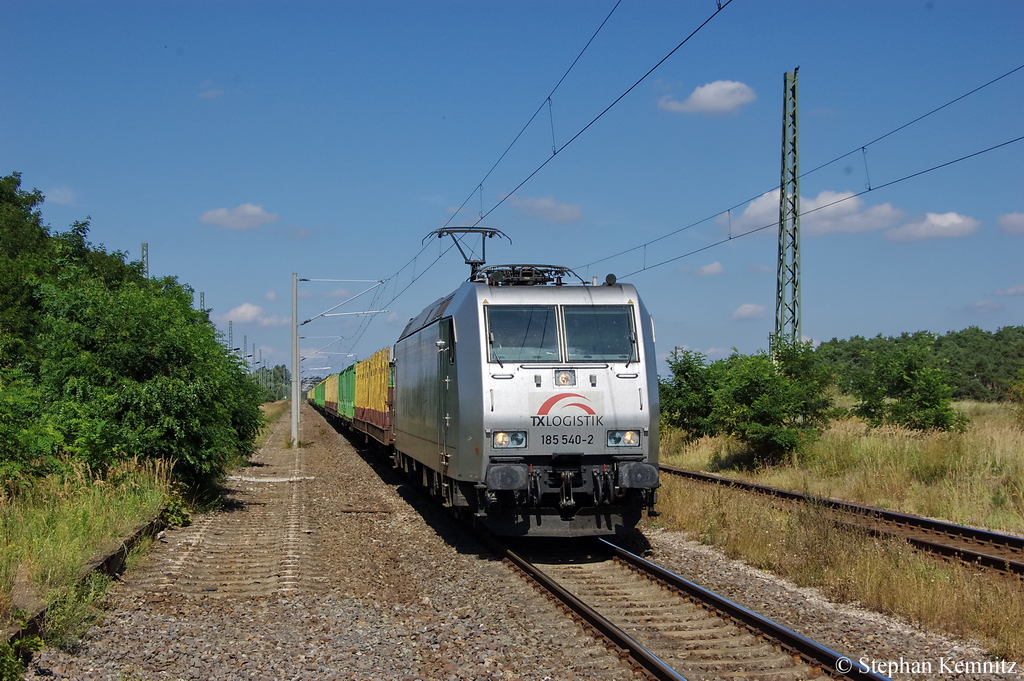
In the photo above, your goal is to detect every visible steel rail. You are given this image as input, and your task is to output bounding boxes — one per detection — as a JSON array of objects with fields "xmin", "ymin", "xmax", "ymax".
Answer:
[
  {"xmin": 485, "ymin": 528, "xmax": 889, "ymax": 680},
  {"xmin": 660, "ymin": 465, "xmax": 1024, "ymax": 575},
  {"xmin": 599, "ymin": 539, "xmax": 890, "ymax": 680},
  {"xmin": 494, "ymin": 541, "xmax": 687, "ymax": 681}
]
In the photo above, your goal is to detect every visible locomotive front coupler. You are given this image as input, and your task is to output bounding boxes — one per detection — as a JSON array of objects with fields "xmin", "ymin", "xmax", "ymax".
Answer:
[{"xmin": 558, "ymin": 471, "xmax": 576, "ymax": 513}]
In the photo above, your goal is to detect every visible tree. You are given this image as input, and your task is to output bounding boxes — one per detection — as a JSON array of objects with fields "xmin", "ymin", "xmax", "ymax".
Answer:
[
  {"xmin": 711, "ymin": 338, "xmax": 833, "ymax": 461},
  {"xmin": 851, "ymin": 336, "xmax": 967, "ymax": 432},
  {"xmin": 0, "ymin": 172, "xmax": 264, "ymax": 487},
  {"xmin": 659, "ymin": 337, "xmax": 833, "ymax": 463},
  {"xmin": 818, "ymin": 326, "xmax": 1024, "ymax": 403},
  {"xmin": 253, "ymin": 364, "xmax": 291, "ymax": 401},
  {"xmin": 659, "ymin": 349, "xmax": 718, "ymax": 438},
  {"xmin": 0, "ymin": 173, "xmax": 51, "ymax": 366}
]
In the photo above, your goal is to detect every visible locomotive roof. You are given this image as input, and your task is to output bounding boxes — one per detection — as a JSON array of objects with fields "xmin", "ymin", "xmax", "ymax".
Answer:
[{"xmin": 399, "ymin": 268, "xmax": 640, "ymax": 341}]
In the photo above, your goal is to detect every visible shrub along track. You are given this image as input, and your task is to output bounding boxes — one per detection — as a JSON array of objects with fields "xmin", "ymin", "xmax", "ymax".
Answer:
[{"xmin": 661, "ymin": 466, "xmax": 1024, "ymax": 577}]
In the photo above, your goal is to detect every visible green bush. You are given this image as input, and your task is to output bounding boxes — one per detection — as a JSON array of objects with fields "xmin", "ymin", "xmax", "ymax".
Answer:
[
  {"xmin": 851, "ymin": 336, "xmax": 967, "ymax": 432},
  {"xmin": 659, "ymin": 349, "xmax": 720, "ymax": 439},
  {"xmin": 659, "ymin": 337, "xmax": 834, "ymax": 462},
  {"xmin": 1, "ymin": 172, "xmax": 264, "ymax": 489}
]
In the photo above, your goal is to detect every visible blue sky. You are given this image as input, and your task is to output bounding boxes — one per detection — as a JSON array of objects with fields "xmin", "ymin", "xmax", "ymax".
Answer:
[{"xmin": 4, "ymin": 1, "xmax": 1022, "ymax": 377}]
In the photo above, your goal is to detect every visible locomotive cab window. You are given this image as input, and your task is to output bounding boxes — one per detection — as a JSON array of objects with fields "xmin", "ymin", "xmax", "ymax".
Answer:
[
  {"xmin": 564, "ymin": 305, "xmax": 638, "ymax": 363},
  {"xmin": 486, "ymin": 305, "xmax": 559, "ymax": 362}
]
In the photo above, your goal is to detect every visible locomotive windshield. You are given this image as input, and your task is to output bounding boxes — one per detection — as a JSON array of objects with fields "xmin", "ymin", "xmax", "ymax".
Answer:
[
  {"xmin": 564, "ymin": 305, "xmax": 637, "ymax": 362},
  {"xmin": 486, "ymin": 305, "xmax": 559, "ymax": 362},
  {"xmin": 485, "ymin": 304, "xmax": 637, "ymax": 363}
]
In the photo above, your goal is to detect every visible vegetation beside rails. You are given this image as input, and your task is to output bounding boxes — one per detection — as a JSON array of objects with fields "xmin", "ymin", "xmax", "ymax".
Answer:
[
  {"xmin": 255, "ymin": 400, "xmax": 290, "ymax": 450},
  {"xmin": 660, "ymin": 402, "xmax": 1024, "ymax": 535},
  {"xmin": 0, "ymin": 459, "xmax": 169, "ymax": 677},
  {"xmin": 654, "ymin": 401, "xmax": 1024, "ymax": 660},
  {"xmin": 647, "ymin": 476, "xmax": 1024, "ymax": 661},
  {"xmin": 0, "ymin": 173, "xmax": 273, "ymax": 676}
]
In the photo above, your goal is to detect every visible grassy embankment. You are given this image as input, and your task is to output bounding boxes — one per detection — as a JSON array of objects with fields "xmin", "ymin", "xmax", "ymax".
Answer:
[
  {"xmin": 0, "ymin": 459, "xmax": 169, "ymax": 655},
  {"xmin": 0, "ymin": 401, "xmax": 290, "ymax": 658},
  {"xmin": 651, "ymin": 401, "xmax": 1024, "ymax": 660}
]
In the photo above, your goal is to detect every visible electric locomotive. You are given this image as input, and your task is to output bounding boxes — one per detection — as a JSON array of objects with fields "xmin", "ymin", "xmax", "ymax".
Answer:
[{"xmin": 391, "ymin": 263, "xmax": 660, "ymax": 537}]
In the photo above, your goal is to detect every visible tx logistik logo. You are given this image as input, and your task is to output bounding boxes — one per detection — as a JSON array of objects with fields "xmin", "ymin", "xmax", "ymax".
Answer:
[{"xmin": 531, "ymin": 393, "xmax": 605, "ymax": 427}]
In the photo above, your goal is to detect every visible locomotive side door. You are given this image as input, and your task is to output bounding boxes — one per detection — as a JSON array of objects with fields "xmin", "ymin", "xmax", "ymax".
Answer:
[{"xmin": 437, "ymin": 318, "xmax": 456, "ymax": 483}]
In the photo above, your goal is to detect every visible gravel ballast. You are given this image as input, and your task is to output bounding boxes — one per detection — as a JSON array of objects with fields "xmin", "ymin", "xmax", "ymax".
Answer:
[{"xmin": 25, "ymin": 406, "xmax": 1019, "ymax": 680}]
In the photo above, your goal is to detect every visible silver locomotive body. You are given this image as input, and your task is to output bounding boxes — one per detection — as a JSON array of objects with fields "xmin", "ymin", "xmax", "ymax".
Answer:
[{"xmin": 392, "ymin": 266, "xmax": 659, "ymax": 537}]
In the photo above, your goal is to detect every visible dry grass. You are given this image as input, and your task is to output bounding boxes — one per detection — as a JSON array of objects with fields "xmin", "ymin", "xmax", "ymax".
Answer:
[
  {"xmin": 655, "ymin": 401, "xmax": 1024, "ymax": 659},
  {"xmin": 255, "ymin": 400, "xmax": 289, "ymax": 449},
  {"xmin": 660, "ymin": 402, "xmax": 1024, "ymax": 534},
  {"xmin": 0, "ymin": 459, "xmax": 168, "ymax": 626},
  {"xmin": 650, "ymin": 477, "xmax": 1024, "ymax": 660}
]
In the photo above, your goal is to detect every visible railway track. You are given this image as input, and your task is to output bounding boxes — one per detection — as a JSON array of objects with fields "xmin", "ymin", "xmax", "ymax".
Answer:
[
  {"xmin": 493, "ymin": 538, "xmax": 886, "ymax": 681},
  {"xmin": 661, "ymin": 465, "xmax": 1024, "ymax": 577}
]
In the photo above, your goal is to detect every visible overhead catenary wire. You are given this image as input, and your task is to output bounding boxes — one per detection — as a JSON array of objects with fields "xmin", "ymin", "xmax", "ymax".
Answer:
[
  {"xmin": 307, "ymin": 15, "xmax": 1019, "ymax": 372},
  {"xmin": 305, "ymin": 0, "xmax": 633, "ymax": 372},
  {"xmin": 617, "ymin": 134, "xmax": 1024, "ymax": 278},
  {"xmin": 311, "ymin": 0, "xmax": 735, "ymax": 371},
  {"xmin": 469, "ymin": 0, "xmax": 736, "ymax": 227},
  {"xmin": 577, "ymin": 60, "xmax": 1024, "ymax": 273},
  {"xmin": 304, "ymin": 240, "xmax": 460, "ymax": 370},
  {"xmin": 442, "ymin": 0, "xmax": 626, "ymax": 229}
]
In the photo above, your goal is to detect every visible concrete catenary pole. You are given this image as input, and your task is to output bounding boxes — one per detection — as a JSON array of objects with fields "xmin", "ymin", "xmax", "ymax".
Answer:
[{"xmin": 290, "ymin": 272, "xmax": 300, "ymax": 446}]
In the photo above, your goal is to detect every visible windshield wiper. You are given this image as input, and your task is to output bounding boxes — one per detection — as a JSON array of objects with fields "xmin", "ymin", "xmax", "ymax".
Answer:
[
  {"xmin": 488, "ymin": 332, "xmax": 504, "ymax": 368},
  {"xmin": 625, "ymin": 333, "xmax": 637, "ymax": 368}
]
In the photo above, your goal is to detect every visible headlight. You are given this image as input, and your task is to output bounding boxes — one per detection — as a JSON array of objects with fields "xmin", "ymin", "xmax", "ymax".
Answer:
[
  {"xmin": 554, "ymin": 369, "xmax": 576, "ymax": 387},
  {"xmin": 607, "ymin": 430, "xmax": 640, "ymax": 447},
  {"xmin": 493, "ymin": 431, "xmax": 527, "ymax": 448}
]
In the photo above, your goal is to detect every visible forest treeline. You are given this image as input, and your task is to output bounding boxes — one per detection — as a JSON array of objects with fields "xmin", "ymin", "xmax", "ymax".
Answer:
[
  {"xmin": 0, "ymin": 172, "xmax": 264, "ymax": 487},
  {"xmin": 660, "ymin": 328, "xmax": 1024, "ymax": 464},
  {"xmin": 253, "ymin": 364, "xmax": 291, "ymax": 402},
  {"xmin": 817, "ymin": 326, "xmax": 1024, "ymax": 403}
]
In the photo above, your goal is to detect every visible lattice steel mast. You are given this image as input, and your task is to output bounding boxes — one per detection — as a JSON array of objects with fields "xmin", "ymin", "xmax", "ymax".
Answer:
[{"xmin": 775, "ymin": 67, "xmax": 801, "ymax": 345}]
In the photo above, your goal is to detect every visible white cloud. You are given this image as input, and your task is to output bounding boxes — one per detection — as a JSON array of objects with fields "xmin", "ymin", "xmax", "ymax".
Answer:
[
  {"xmin": 45, "ymin": 186, "xmax": 77, "ymax": 206},
  {"xmin": 198, "ymin": 80, "xmax": 224, "ymax": 99},
  {"xmin": 214, "ymin": 303, "xmax": 289, "ymax": 327},
  {"xmin": 885, "ymin": 212, "xmax": 980, "ymax": 242},
  {"xmin": 803, "ymin": 192, "xmax": 904, "ymax": 235},
  {"xmin": 722, "ymin": 191, "xmax": 777, "ymax": 232},
  {"xmin": 264, "ymin": 290, "xmax": 279, "ymax": 302},
  {"xmin": 995, "ymin": 284, "xmax": 1024, "ymax": 296},
  {"xmin": 658, "ymin": 80, "xmax": 756, "ymax": 115},
  {"xmin": 507, "ymin": 195, "xmax": 582, "ymax": 223},
  {"xmin": 686, "ymin": 261, "xmax": 723, "ymax": 276},
  {"xmin": 748, "ymin": 264, "xmax": 772, "ymax": 274},
  {"xmin": 998, "ymin": 212, "xmax": 1024, "ymax": 235},
  {"xmin": 723, "ymin": 190, "xmax": 904, "ymax": 236},
  {"xmin": 967, "ymin": 299, "xmax": 1002, "ymax": 314},
  {"xmin": 224, "ymin": 302, "xmax": 263, "ymax": 323},
  {"xmin": 730, "ymin": 303, "xmax": 766, "ymax": 321},
  {"xmin": 322, "ymin": 287, "xmax": 352, "ymax": 299},
  {"xmin": 200, "ymin": 203, "xmax": 279, "ymax": 231}
]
